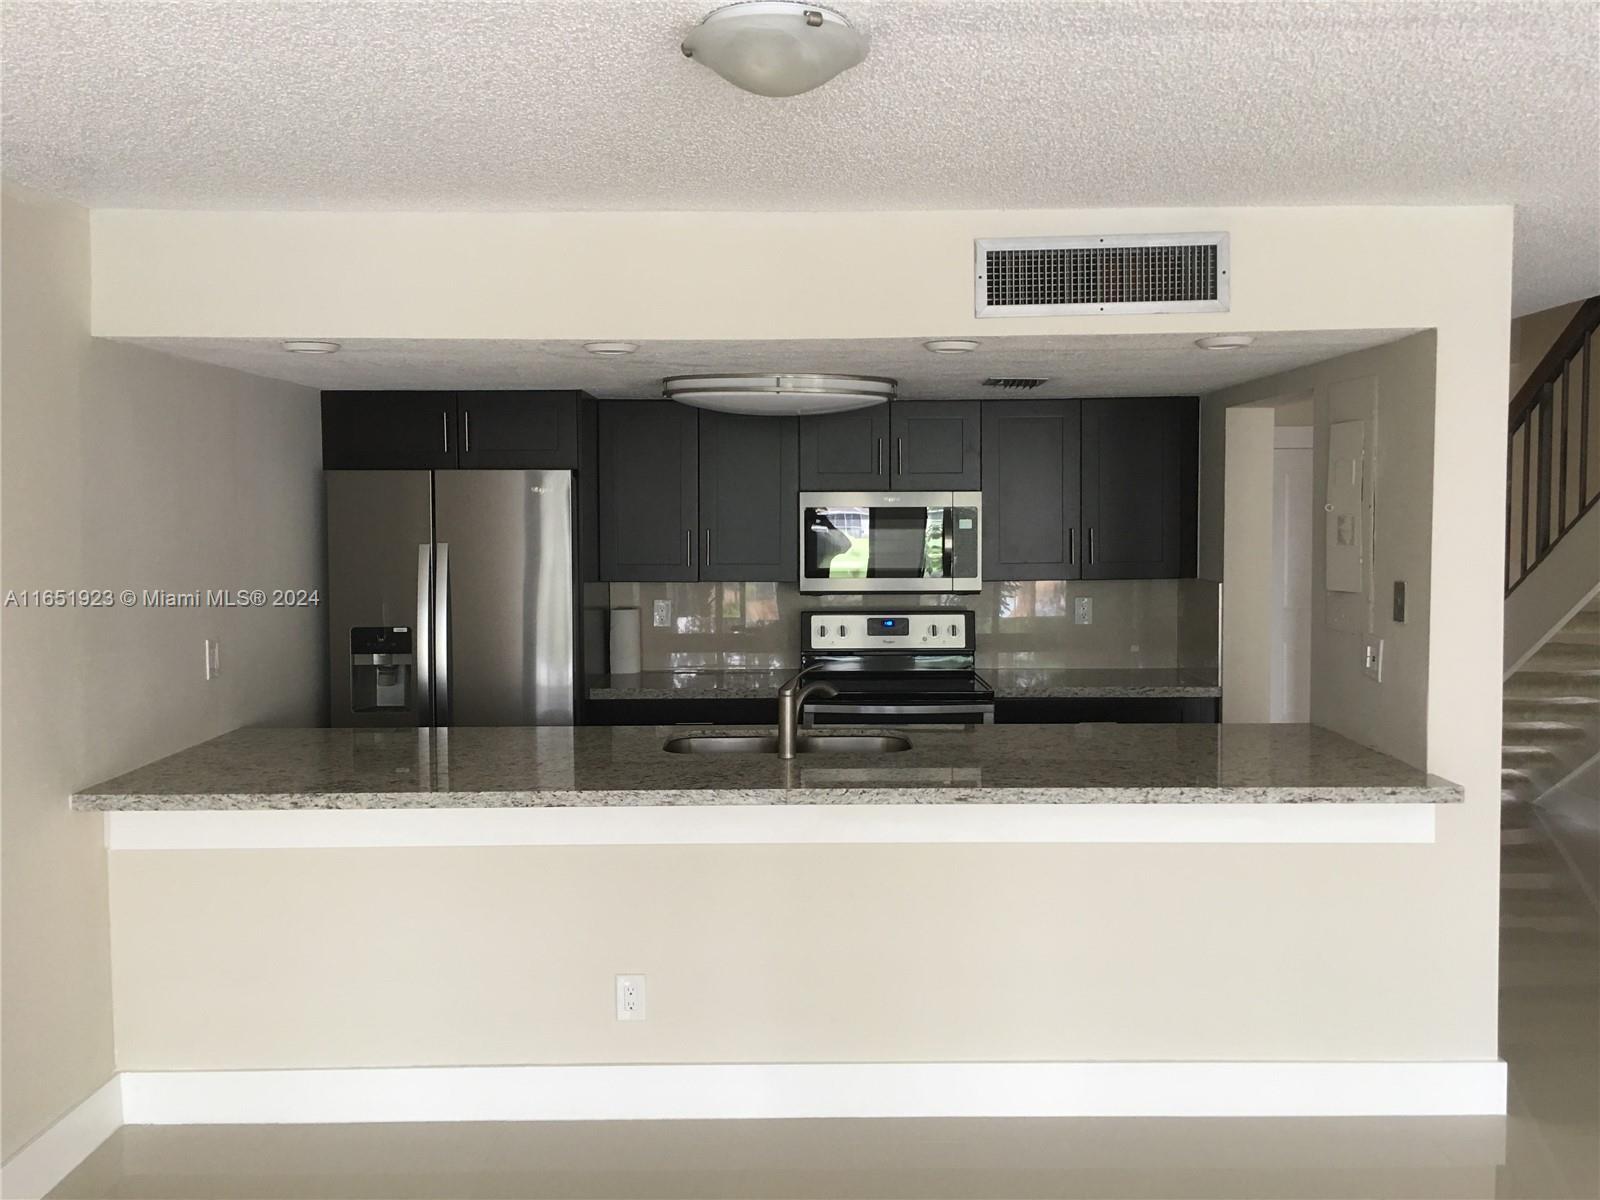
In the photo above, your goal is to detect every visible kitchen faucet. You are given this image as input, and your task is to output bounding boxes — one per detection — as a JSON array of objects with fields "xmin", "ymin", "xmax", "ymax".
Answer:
[{"xmin": 776, "ymin": 665, "xmax": 838, "ymax": 759}]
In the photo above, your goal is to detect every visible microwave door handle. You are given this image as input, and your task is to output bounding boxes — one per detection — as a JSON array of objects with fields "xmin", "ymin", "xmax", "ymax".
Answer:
[{"xmin": 942, "ymin": 509, "xmax": 956, "ymax": 577}]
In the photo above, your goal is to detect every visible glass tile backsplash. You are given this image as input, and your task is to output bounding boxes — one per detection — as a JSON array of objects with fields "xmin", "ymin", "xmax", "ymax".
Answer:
[{"xmin": 606, "ymin": 580, "xmax": 1204, "ymax": 671}]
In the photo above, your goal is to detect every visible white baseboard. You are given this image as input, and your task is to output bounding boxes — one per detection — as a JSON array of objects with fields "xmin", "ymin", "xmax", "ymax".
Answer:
[
  {"xmin": 0, "ymin": 1076, "xmax": 122, "ymax": 1200},
  {"xmin": 119, "ymin": 1060, "xmax": 1507, "ymax": 1124},
  {"xmin": 0, "ymin": 1060, "xmax": 1509, "ymax": 1196},
  {"xmin": 103, "ymin": 802, "xmax": 1440, "ymax": 849}
]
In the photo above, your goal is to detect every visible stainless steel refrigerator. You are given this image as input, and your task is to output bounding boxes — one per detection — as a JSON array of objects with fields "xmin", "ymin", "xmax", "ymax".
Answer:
[{"xmin": 326, "ymin": 470, "xmax": 575, "ymax": 727}]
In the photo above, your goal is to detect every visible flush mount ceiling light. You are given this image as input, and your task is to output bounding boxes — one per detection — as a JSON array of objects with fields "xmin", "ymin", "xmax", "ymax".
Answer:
[
  {"xmin": 281, "ymin": 340, "xmax": 340, "ymax": 354},
  {"xmin": 681, "ymin": 2, "xmax": 868, "ymax": 97},
  {"xmin": 1194, "ymin": 334, "xmax": 1254, "ymax": 351},
  {"xmin": 923, "ymin": 340, "xmax": 980, "ymax": 354},
  {"xmin": 584, "ymin": 341, "xmax": 639, "ymax": 356},
  {"xmin": 665, "ymin": 373, "xmax": 893, "ymax": 416}
]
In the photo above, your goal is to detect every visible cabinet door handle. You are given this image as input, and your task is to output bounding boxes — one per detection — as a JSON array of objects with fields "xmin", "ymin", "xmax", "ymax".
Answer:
[
  {"xmin": 442, "ymin": 411, "xmax": 450, "ymax": 454},
  {"xmin": 686, "ymin": 528, "xmax": 693, "ymax": 568},
  {"xmin": 1068, "ymin": 528, "xmax": 1075, "ymax": 565},
  {"xmin": 705, "ymin": 528, "xmax": 712, "ymax": 565},
  {"xmin": 462, "ymin": 410, "xmax": 471, "ymax": 454},
  {"xmin": 1088, "ymin": 528, "xmax": 1096, "ymax": 564},
  {"xmin": 897, "ymin": 437, "xmax": 904, "ymax": 478},
  {"xmin": 875, "ymin": 437, "xmax": 883, "ymax": 477}
]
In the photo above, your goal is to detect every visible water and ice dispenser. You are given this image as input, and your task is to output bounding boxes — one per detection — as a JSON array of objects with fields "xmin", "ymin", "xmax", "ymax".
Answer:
[{"xmin": 349, "ymin": 626, "xmax": 415, "ymax": 713}]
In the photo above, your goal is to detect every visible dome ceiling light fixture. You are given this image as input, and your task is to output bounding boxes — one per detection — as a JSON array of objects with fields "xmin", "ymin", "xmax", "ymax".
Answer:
[
  {"xmin": 680, "ymin": 2, "xmax": 868, "ymax": 98},
  {"xmin": 923, "ymin": 340, "xmax": 980, "ymax": 354},
  {"xmin": 583, "ymin": 341, "xmax": 639, "ymax": 356},
  {"xmin": 1194, "ymin": 334, "xmax": 1254, "ymax": 351},
  {"xmin": 664, "ymin": 373, "xmax": 894, "ymax": 416},
  {"xmin": 281, "ymin": 340, "xmax": 340, "ymax": 354}
]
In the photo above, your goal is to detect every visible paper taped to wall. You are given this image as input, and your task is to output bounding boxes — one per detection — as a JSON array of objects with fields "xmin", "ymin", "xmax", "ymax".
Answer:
[{"xmin": 1325, "ymin": 420, "xmax": 1365, "ymax": 593}]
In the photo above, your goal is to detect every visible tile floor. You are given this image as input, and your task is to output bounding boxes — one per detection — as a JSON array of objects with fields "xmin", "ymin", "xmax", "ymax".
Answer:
[{"xmin": 49, "ymin": 803, "xmax": 1598, "ymax": 1200}]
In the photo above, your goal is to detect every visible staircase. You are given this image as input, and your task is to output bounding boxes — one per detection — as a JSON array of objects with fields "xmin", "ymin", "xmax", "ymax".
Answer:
[
  {"xmin": 1503, "ymin": 595, "xmax": 1600, "ymax": 812},
  {"xmin": 1502, "ymin": 293, "xmax": 1600, "ymax": 914}
]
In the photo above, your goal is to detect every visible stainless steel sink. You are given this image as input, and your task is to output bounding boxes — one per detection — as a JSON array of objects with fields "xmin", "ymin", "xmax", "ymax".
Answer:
[{"xmin": 662, "ymin": 734, "xmax": 912, "ymax": 755}]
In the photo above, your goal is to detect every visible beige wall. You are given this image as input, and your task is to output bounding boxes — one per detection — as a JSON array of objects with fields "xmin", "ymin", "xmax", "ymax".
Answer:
[
  {"xmin": 0, "ymin": 186, "xmax": 325, "ymax": 1158},
  {"xmin": 1220, "ymin": 407, "xmax": 1276, "ymax": 722},
  {"xmin": 98, "ymin": 205, "xmax": 1513, "ymax": 1078},
  {"xmin": 111, "ymin": 840, "xmax": 1500, "ymax": 1069},
  {"xmin": 1203, "ymin": 333, "xmax": 1439, "ymax": 771},
  {"xmin": 93, "ymin": 206, "xmax": 1482, "ymax": 341},
  {"xmin": 1509, "ymin": 300, "xmax": 1583, "ymax": 397}
]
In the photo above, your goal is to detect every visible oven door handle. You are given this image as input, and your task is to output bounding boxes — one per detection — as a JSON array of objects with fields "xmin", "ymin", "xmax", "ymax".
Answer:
[{"xmin": 805, "ymin": 703, "xmax": 995, "ymax": 716}]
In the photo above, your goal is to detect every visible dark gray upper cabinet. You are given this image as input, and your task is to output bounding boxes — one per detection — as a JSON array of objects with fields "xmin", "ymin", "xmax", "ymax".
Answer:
[
  {"xmin": 982, "ymin": 401, "xmax": 1082, "ymax": 581},
  {"xmin": 698, "ymin": 411, "xmax": 798, "ymax": 582},
  {"xmin": 322, "ymin": 392, "xmax": 458, "ymax": 469},
  {"xmin": 798, "ymin": 406, "xmax": 891, "ymax": 489},
  {"xmin": 455, "ymin": 391, "xmax": 579, "ymax": 469},
  {"xmin": 890, "ymin": 402, "xmax": 981, "ymax": 489},
  {"xmin": 1080, "ymin": 397, "xmax": 1198, "ymax": 580},
  {"xmin": 598, "ymin": 401, "xmax": 699, "ymax": 582}
]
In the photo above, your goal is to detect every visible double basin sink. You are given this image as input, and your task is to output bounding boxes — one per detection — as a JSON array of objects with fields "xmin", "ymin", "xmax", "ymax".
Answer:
[{"xmin": 663, "ymin": 734, "xmax": 912, "ymax": 755}]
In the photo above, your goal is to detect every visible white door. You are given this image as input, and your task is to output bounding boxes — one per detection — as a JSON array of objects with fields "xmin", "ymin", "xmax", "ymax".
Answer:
[{"xmin": 1271, "ymin": 442, "xmax": 1313, "ymax": 722}]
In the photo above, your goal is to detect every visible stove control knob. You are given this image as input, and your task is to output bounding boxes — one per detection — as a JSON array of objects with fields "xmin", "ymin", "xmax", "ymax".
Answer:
[
  {"xmin": 838, "ymin": 624, "xmax": 847, "ymax": 639},
  {"xmin": 949, "ymin": 623, "xmax": 960, "ymax": 639},
  {"xmin": 928, "ymin": 622, "xmax": 938, "ymax": 636},
  {"xmin": 816, "ymin": 624, "xmax": 826, "ymax": 637}
]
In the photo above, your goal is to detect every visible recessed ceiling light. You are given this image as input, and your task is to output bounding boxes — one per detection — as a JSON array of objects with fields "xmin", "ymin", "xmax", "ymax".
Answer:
[
  {"xmin": 584, "ymin": 342, "xmax": 639, "ymax": 356},
  {"xmin": 924, "ymin": 340, "xmax": 980, "ymax": 354},
  {"xmin": 1194, "ymin": 334, "xmax": 1254, "ymax": 351},
  {"xmin": 281, "ymin": 340, "xmax": 340, "ymax": 354},
  {"xmin": 681, "ymin": 2, "xmax": 868, "ymax": 97}
]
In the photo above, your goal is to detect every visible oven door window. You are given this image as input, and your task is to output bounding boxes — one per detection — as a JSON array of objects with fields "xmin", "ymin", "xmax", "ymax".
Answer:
[{"xmin": 804, "ymin": 506, "xmax": 947, "ymax": 581}]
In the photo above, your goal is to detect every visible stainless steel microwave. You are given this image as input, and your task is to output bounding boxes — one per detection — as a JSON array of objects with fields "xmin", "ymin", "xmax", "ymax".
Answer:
[{"xmin": 799, "ymin": 492, "xmax": 982, "ymax": 593}]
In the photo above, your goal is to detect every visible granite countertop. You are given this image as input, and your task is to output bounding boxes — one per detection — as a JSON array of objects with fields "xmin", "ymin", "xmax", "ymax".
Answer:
[
  {"xmin": 587, "ymin": 668, "xmax": 1220, "ymax": 701},
  {"xmin": 74, "ymin": 723, "xmax": 1459, "ymax": 811}
]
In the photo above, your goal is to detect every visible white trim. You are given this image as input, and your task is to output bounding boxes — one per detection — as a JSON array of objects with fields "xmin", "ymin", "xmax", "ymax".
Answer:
[
  {"xmin": 0, "ymin": 1076, "xmax": 122, "ymax": 1200},
  {"xmin": 103, "ymin": 803, "xmax": 1439, "ymax": 850},
  {"xmin": 120, "ymin": 1061, "xmax": 1506, "ymax": 1123}
]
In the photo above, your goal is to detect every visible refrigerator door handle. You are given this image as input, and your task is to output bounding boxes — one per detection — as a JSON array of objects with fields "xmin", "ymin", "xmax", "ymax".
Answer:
[
  {"xmin": 415, "ymin": 543, "xmax": 433, "ymax": 726},
  {"xmin": 435, "ymin": 542, "xmax": 451, "ymax": 726}
]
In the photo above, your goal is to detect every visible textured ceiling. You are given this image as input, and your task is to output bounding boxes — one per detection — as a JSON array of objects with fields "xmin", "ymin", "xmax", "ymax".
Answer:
[
  {"xmin": 4, "ymin": 1, "xmax": 1596, "ymax": 314},
  {"xmin": 119, "ymin": 330, "xmax": 1411, "ymax": 398}
]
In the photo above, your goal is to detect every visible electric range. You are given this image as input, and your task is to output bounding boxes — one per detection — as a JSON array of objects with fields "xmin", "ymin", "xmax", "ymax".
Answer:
[{"xmin": 799, "ymin": 609, "xmax": 994, "ymax": 726}]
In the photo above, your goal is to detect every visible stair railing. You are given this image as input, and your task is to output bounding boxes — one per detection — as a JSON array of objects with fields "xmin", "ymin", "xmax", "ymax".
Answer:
[{"xmin": 1507, "ymin": 296, "xmax": 1600, "ymax": 595}]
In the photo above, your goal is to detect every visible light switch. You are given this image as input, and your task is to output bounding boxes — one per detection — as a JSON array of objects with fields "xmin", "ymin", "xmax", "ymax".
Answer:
[{"xmin": 1363, "ymin": 638, "xmax": 1384, "ymax": 682}]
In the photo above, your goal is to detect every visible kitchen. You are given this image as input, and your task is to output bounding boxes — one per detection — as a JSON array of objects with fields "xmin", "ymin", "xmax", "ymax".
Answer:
[{"xmin": 4, "ymin": 1, "xmax": 1562, "ymax": 1195}]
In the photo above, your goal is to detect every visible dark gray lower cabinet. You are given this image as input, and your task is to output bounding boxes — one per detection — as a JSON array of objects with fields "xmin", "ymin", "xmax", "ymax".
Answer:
[
  {"xmin": 456, "ymin": 391, "xmax": 578, "ymax": 468},
  {"xmin": 1081, "ymin": 397, "xmax": 1197, "ymax": 579},
  {"xmin": 890, "ymin": 402, "xmax": 981, "ymax": 489},
  {"xmin": 598, "ymin": 402, "xmax": 699, "ymax": 581},
  {"xmin": 798, "ymin": 406, "xmax": 891, "ymax": 489},
  {"xmin": 699, "ymin": 411, "xmax": 798, "ymax": 582},
  {"xmin": 982, "ymin": 401, "xmax": 1082, "ymax": 580}
]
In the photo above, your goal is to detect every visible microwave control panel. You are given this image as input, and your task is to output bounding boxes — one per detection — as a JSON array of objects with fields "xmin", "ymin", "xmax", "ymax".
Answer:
[{"xmin": 803, "ymin": 611, "xmax": 972, "ymax": 651}]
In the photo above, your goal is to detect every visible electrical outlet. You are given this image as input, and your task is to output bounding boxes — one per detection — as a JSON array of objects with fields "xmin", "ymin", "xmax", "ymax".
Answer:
[
  {"xmin": 615, "ymin": 974, "xmax": 646, "ymax": 1021},
  {"xmin": 1362, "ymin": 638, "xmax": 1384, "ymax": 682},
  {"xmin": 1073, "ymin": 597, "xmax": 1092, "ymax": 625},
  {"xmin": 652, "ymin": 600, "xmax": 672, "ymax": 629}
]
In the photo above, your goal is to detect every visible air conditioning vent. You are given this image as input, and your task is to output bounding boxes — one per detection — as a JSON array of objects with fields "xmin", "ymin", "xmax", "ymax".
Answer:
[
  {"xmin": 975, "ymin": 233, "xmax": 1229, "ymax": 317},
  {"xmin": 981, "ymin": 377, "xmax": 1048, "ymax": 390}
]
